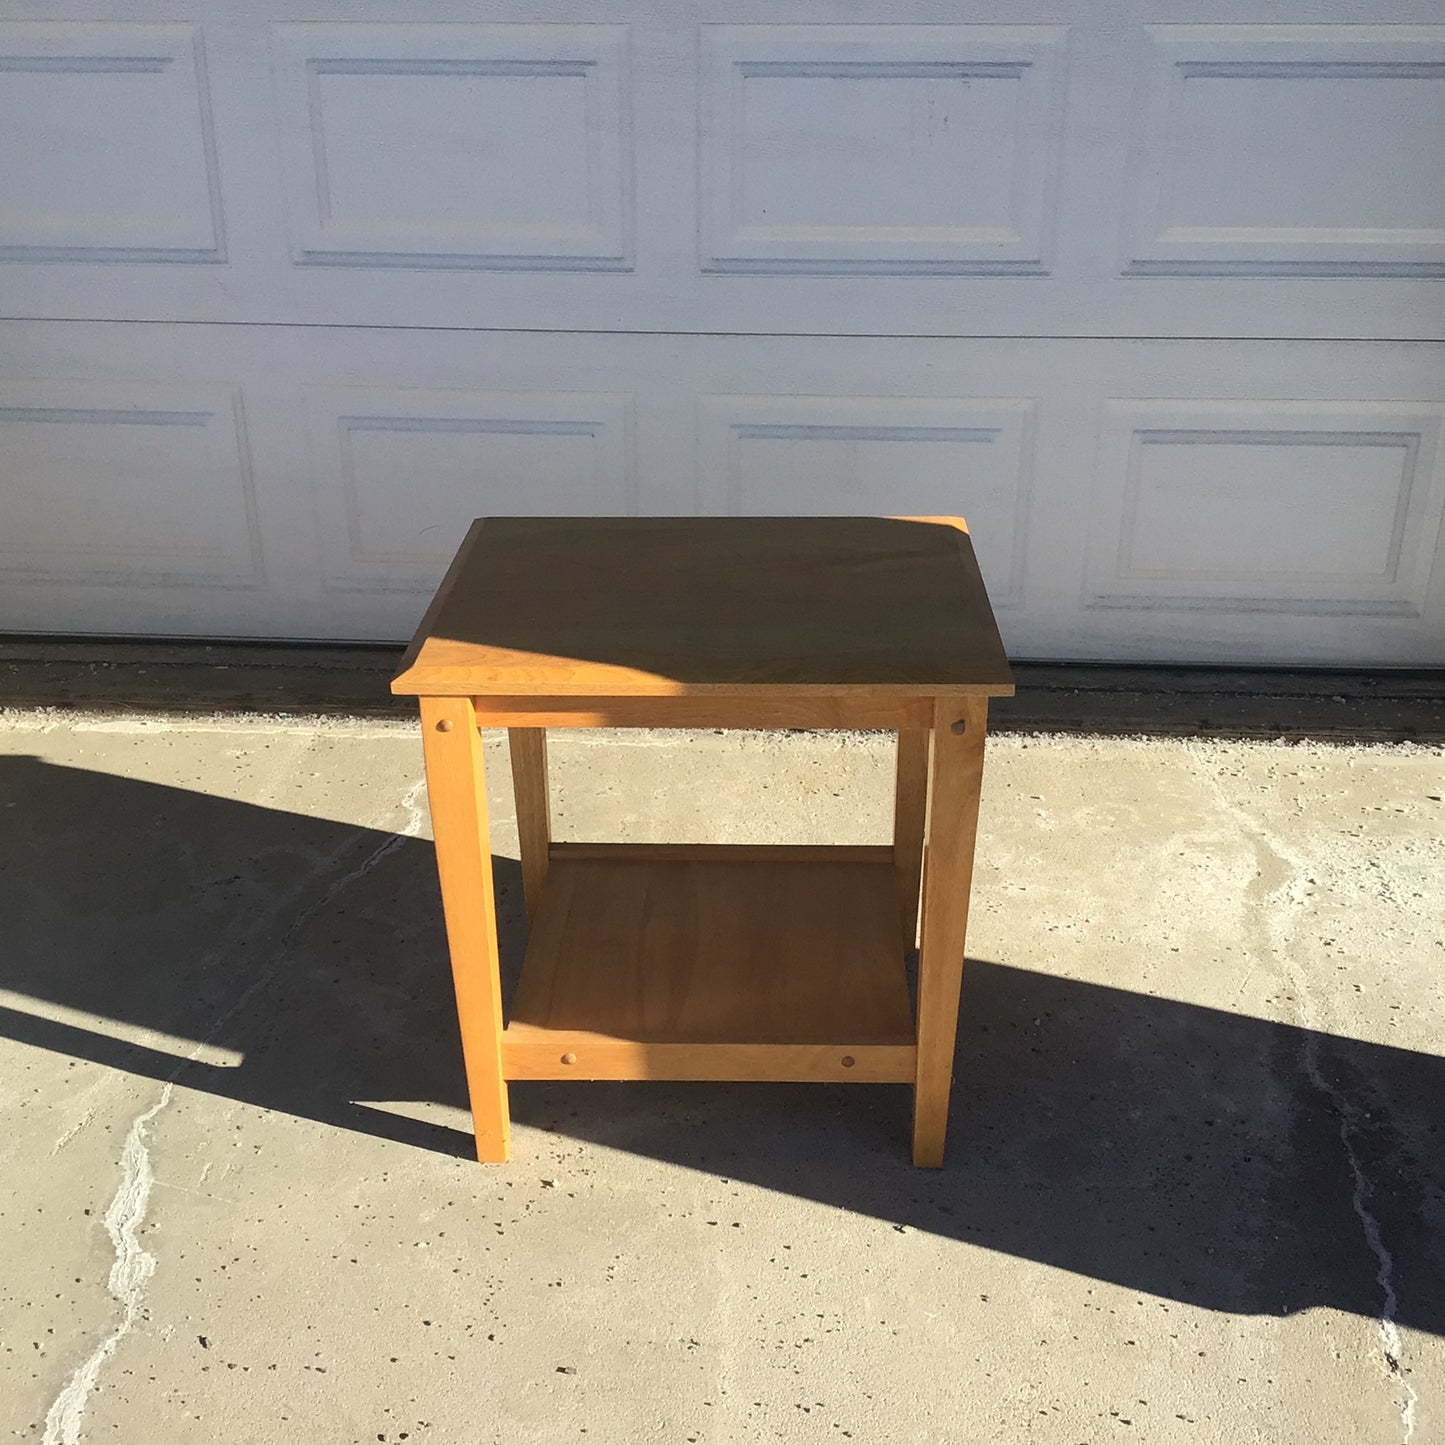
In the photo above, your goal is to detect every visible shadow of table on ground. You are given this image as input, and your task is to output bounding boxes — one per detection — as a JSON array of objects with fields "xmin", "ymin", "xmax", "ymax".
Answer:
[{"xmin": 2, "ymin": 754, "xmax": 1440, "ymax": 1339}]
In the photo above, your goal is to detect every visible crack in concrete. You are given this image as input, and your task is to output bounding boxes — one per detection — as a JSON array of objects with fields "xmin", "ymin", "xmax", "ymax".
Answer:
[
  {"xmin": 395, "ymin": 776, "xmax": 429, "ymax": 844},
  {"xmin": 38, "ymin": 784, "xmax": 429, "ymax": 1443},
  {"xmin": 49, "ymin": 1105, "xmax": 98, "ymax": 1158},
  {"xmin": 1193, "ymin": 758, "xmax": 1419, "ymax": 1442},
  {"xmin": 42, "ymin": 1088, "xmax": 169, "ymax": 1445}
]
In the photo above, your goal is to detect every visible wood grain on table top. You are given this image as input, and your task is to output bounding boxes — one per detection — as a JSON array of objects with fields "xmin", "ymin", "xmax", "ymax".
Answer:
[{"xmin": 392, "ymin": 516, "xmax": 1014, "ymax": 698}]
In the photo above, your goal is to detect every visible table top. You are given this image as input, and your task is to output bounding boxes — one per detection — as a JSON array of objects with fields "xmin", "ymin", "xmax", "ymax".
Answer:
[{"xmin": 391, "ymin": 516, "xmax": 1014, "ymax": 698}]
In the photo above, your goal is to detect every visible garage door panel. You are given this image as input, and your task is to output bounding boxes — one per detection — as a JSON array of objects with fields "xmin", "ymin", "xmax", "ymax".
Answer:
[
  {"xmin": 0, "ymin": 380, "xmax": 261, "ymax": 589},
  {"xmin": 1124, "ymin": 26, "xmax": 1445, "ymax": 278},
  {"xmin": 272, "ymin": 24, "xmax": 632, "ymax": 272},
  {"xmin": 0, "ymin": 23, "xmax": 224, "ymax": 265},
  {"xmin": 698, "ymin": 25, "xmax": 1065, "ymax": 277},
  {"xmin": 698, "ymin": 394, "xmax": 1034, "ymax": 609},
  {"xmin": 4, "ymin": 323, "xmax": 1440, "ymax": 662},
  {"xmin": 1083, "ymin": 401, "xmax": 1445, "ymax": 620},
  {"xmin": 3, "ymin": 7, "xmax": 1443, "ymax": 340},
  {"xmin": 303, "ymin": 387, "xmax": 636, "ymax": 595}
]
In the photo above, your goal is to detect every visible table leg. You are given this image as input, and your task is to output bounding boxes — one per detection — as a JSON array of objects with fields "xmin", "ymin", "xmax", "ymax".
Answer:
[
  {"xmin": 893, "ymin": 728, "xmax": 931, "ymax": 951},
  {"xmin": 420, "ymin": 696, "xmax": 511, "ymax": 1163},
  {"xmin": 508, "ymin": 728, "xmax": 551, "ymax": 921},
  {"xmin": 911, "ymin": 697, "xmax": 988, "ymax": 1168}
]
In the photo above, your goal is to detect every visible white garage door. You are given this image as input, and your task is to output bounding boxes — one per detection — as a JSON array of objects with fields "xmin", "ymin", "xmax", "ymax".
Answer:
[{"xmin": 1, "ymin": 1, "xmax": 1443, "ymax": 664}]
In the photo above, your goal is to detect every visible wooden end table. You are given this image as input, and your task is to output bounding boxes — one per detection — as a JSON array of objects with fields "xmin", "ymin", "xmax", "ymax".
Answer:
[{"xmin": 392, "ymin": 517, "xmax": 1013, "ymax": 1167}]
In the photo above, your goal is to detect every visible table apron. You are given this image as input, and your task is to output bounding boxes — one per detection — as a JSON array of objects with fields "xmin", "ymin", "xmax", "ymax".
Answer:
[
  {"xmin": 470, "ymin": 694, "xmax": 937, "ymax": 730},
  {"xmin": 501, "ymin": 1035, "xmax": 917, "ymax": 1083}
]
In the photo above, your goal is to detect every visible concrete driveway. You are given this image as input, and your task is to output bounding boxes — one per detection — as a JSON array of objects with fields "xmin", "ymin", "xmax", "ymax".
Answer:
[{"xmin": 1, "ymin": 711, "xmax": 1441, "ymax": 1444}]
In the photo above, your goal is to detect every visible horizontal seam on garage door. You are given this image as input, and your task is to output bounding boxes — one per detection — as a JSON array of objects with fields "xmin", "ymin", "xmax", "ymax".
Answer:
[{"xmin": 2, "ymin": 318, "xmax": 1442, "ymax": 345}]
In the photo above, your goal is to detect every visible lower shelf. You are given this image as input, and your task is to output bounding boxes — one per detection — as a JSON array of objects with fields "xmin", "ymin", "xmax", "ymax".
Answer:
[{"xmin": 502, "ymin": 848, "xmax": 916, "ymax": 1083}]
